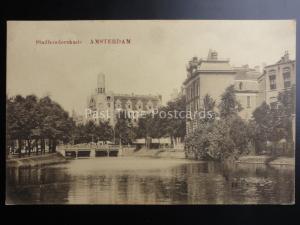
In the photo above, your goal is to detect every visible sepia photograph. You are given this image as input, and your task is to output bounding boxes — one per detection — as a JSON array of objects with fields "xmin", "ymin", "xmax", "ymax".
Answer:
[{"xmin": 6, "ymin": 20, "xmax": 295, "ymax": 204}]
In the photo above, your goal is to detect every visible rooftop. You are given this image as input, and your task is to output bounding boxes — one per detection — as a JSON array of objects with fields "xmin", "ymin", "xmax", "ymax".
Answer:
[
  {"xmin": 235, "ymin": 70, "xmax": 260, "ymax": 81},
  {"xmin": 197, "ymin": 60, "xmax": 233, "ymax": 72},
  {"xmin": 114, "ymin": 93, "xmax": 162, "ymax": 100},
  {"xmin": 265, "ymin": 51, "xmax": 295, "ymax": 68}
]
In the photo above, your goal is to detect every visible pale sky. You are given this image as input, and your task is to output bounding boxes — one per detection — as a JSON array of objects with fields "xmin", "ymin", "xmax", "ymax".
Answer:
[{"xmin": 7, "ymin": 20, "xmax": 296, "ymax": 114}]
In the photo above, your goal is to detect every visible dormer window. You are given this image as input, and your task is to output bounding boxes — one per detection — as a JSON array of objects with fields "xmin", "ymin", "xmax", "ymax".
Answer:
[
  {"xmin": 125, "ymin": 100, "xmax": 132, "ymax": 110},
  {"xmin": 115, "ymin": 99, "xmax": 122, "ymax": 109},
  {"xmin": 146, "ymin": 101, "xmax": 154, "ymax": 111},
  {"xmin": 136, "ymin": 100, "xmax": 143, "ymax": 111}
]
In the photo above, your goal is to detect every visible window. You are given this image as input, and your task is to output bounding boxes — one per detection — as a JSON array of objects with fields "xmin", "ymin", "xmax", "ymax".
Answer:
[
  {"xmin": 107, "ymin": 103, "xmax": 110, "ymax": 108},
  {"xmin": 191, "ymin": 85, "xmax": 194, "ymax": 98},
  {"xmin": 270, "ymin": 97, "xmax": 278, "ymax": 110},
  {"xmin": 107, "ymin": 96, "xmax": 111, "ymax": 101},
  {"xmin": 247, "ymin": 96, "xmax": 251, "ymax": 108},
  {"xmin": 270, "ymin": 102, "xmax": 278, "ymax": 110},
  {"xmin": 269, "ymin": 75, "xmax": 276, "ymax": 90},
  {"xmin": 283, "ymin": 67, "xmax": 291, "ymax": 88},
  {"xmin": 239, "ymin": 82, "xmax": 243, "ymax": 90}
]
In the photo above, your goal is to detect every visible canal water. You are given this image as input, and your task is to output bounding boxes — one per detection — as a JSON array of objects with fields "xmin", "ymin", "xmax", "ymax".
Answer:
[{"xmin": 6, "ymin": 157, "xmax": 294, "ymax": 204}]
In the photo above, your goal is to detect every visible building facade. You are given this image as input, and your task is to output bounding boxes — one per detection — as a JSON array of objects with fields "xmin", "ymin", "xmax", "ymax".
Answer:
[
  {"xmin": 183, "ymin": 50, "xmax": 296, "ymax": 136},
  {"xmin": 85, "ymin": 73, "xmax": 162, "ymax": 127},
  {"xmin": 257, "ymin": 51, "xmax": 296, "ymax": 109},
  {"xmin": 234, "ymin": 66, "xmax": 260, "ymax": 120},
  {"xmin": 183, "ymin": 50, "xmax": 261, "ymax": 135}
]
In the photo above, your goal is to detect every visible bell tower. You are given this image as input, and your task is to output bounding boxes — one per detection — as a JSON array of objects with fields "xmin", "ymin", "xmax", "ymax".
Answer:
[{"xmin": 96, "ymin": 73, "xmax": 105, "ymax": 94}]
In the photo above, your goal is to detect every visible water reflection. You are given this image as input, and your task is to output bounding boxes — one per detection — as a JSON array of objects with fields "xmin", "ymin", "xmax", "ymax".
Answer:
[{"xmin": 6, "ymin": 157, "xmax": 294, "ymax": 204}]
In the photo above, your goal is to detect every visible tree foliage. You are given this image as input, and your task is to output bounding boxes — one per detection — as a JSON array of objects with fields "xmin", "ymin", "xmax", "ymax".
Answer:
[
  {"xmin": 218, "ymin": 85, "xmax": 243, "ymax": 119},
  {"xmin": 73, "ymin": 120, "xmax": 114, "ymax": 144},
  {"xmin": 114, "ymin": 111, "xmax": 136, "ymax": 145},
  {"xmin": 6, "ymin": 95, "xmax": 75, "ymax": 156},
  {"xmin": 185, "ymin": 86, "xmax": 250, "ymax": 161}
]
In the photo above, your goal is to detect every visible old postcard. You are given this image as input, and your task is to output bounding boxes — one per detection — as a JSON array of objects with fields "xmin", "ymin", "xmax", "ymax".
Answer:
[{"xmin": 6, "ymin": 20, "xmax": 295, "ymax": 204}]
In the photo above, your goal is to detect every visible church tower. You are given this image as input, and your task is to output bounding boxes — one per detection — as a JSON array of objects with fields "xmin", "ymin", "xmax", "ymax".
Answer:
[{"xmin": 96, "ymin": 73, "xmax": 105, "ymax": 94}]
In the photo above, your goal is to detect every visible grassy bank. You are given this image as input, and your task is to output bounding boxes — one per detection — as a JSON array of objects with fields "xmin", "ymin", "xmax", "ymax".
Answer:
[{"xmin": 6, "ymin": 153, "xmax": 67, "ymax": 167}]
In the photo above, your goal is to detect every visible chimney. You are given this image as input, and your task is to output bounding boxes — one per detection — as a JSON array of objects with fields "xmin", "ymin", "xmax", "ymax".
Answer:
[
  {"xmin": 254, "ymin": 65, "xmax": 260, "ymax": 72},
  {"xmin": 208, "ymin": 49, "xmax": 218, "ymax": 60},
  {"xmin": 284, "ymin": 51, "xmax": 289, "ymax": 62}
]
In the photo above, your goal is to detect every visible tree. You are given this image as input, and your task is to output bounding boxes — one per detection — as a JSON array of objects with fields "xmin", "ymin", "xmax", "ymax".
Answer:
[
  {"xmin": 218, "ymin": 85, "xmax": 243, "ymax": 119},
  {"xmin": 229, "ymin": 116, "xmax": 251, "ymax": 155},
  {"xmin": 185, "ymin": 88, "xmax": 251, "ymax": 161},
  {"xmin": 6, "ymin": 94, "xmax": 75, "ymax": 156},
  {"xmin": 161, "ymin": 95, "xmax": 186, "ymax": 144},
  {"xmin": 114, "ymin": 110, "xmax": 136, "ymax": 145},
  {"xmin": 252, "ymin": 100, "xmax": 289, "ymax": 155},
  {"xmin": 84, "ymin": 120, "xmax": 97, "ymax": 143},
  {"xmin": 135, "ymin": 95, "xmax": 186, "ymax": 147},
  {"xmin": 202, "ymin": 94, "xmax": 216, "ymax": 112},
  {"xmin": 277, "ymin": 85, "xmax": 295, "ymax": 146},
  {"xmin": 136, "ymin": 114, "xmax": 155, "ymax": 139},
  {"xmin": 38, "ymin": 96, "xmax": 74, "ymax": 152},
  {"xmin": 97, "ymin": 121, "xmax": 114, "ymax": 142}
]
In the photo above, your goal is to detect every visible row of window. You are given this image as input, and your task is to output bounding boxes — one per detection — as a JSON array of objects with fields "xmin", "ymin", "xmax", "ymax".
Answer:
[
  {"xmin": 97, "ymin": 87, "xmax": 105, "ymax": 94},
  {"xmin": 90, "ymin": 97, "xmax": 155, "ymax": 111},
  {"xmin": 115, "ymin": 100, "xmax": 154, "ymax": 111},
  {"xmin": 187, "ymin": 81, "xmax": 199, "ymax": 100},
  {"xmin": 268, "ymin": 67, "xmax": 292, "ymax": 90},
  {"xmin": 188, "ymin": 95, "xmax": 252, "ymax": 112}
]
